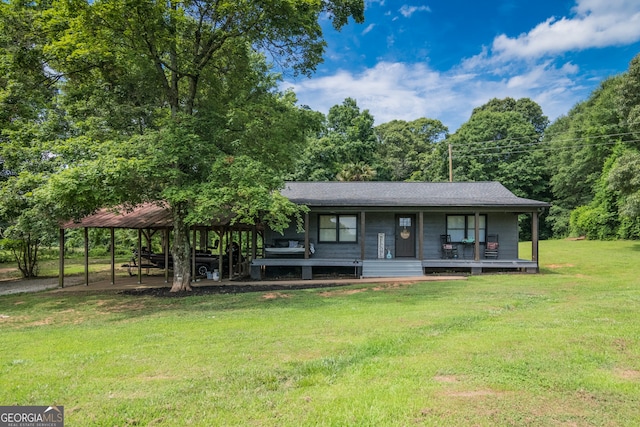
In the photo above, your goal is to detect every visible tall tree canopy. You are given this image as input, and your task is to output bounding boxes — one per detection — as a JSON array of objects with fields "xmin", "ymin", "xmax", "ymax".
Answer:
[
  {"xmin": 374, "ymin": 118, "xmax": 449, "ymax": 181},
  {"xmin": 0, "ymin": 0, "xmax": 62, "ymax": 277},
  {"xmin": 446, "ymin": 97, "xmax": 551, "ymax": 238},
  {"xmin": 292, "ymin": 98, "xmax": 377, "ymax": 180},
  {"xmin": 543, "ymin": 50, "xmax": 640, "ymax": 240},
  {"xmin": 447, "ymin": 97, "xmax": 550, "ymax": 200},
  {"xmin": 18, "ymin": 0, "xmax": 365, "ymax": 290},
  {"xmin": 544, "ymin": 76, "xmax": 628, "ymax": 237}
]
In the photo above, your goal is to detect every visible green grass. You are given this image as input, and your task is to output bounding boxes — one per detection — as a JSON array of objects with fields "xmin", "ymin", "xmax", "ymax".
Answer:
[
  {"xmin": 0, "ymin": 256, "xmax": 131, "ymax": 281},
  {"xmin": 1, "ymin": 239, "xmax": 639, "ymax": 426}
]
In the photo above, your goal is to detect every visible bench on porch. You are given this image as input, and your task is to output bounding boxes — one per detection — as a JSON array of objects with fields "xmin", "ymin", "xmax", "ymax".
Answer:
[{"xmin": 264, "ymin": 239, "xmax": 314, "ymax": 258}]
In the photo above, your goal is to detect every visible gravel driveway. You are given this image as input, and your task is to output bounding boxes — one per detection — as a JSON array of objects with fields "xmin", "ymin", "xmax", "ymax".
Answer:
[{"xmin": 0, "ymin": 277, "xmax": 85, "ymax": 296}]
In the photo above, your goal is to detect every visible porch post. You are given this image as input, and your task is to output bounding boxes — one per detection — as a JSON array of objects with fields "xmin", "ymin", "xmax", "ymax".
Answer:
[
  {"xmin": 110, "ymin": 227, "xmax": 115, "ymax": 285},
  {"xmin": 418, "ymin": 211, "xmax": 424, "ymax": 260},
  {"xmin": 58, "ymin": 228, "xmax": 65, "ymax": 288},
  {"xmin": 304, "ymin": 212, "xmax": 310, "ymax": 259},
  {"xmin": 360, "ymin": 211, "xmax": 366, "ymax": 260},
  {"xmin": 532, "ymin": 210, "xmax": 540, "ymax": 266},
  {"xmin": 474, "ymin": 212, "xmax": 480, "ymax": 261},
  {"xmin": 84, "ymin": 227, "xmax": 89, "ymax": 286}
]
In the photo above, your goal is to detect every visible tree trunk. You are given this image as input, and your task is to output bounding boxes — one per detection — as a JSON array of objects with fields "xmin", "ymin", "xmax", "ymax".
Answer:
[
  {"xmin": 12, "ymin": 234, "xmax": 39, "ymax": 278},
  {"xmin": 170, "ymin": 204, "xmax": 192, "ymax": 292}
]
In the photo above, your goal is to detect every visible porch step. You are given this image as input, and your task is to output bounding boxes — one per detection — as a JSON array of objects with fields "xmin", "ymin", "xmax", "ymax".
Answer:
[{"xmin": 361, "ymin": 259, "xmax": 424, "ymax": 278}]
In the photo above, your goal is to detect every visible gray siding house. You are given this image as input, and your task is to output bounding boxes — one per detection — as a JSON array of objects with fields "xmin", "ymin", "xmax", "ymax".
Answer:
[{"xmin": 251, "ymin": 181, "xmax": 550, "ymax": 279}]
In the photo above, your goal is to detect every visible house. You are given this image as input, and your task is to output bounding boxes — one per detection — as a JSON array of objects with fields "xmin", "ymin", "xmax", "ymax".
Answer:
[
  {"xmin": 59, "ymin": 181, "xmax": 550, "ymax": 287},
  {"xmin": 251, "ymin": 181, "xmax": 550, "ymax": 279}
]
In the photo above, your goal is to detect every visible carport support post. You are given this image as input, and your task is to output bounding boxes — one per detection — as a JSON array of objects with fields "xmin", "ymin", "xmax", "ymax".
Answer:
[
  {"xmin": 164, "ymin": 228, "xmax": 170, "ymax": 283},
  {"xmin": 137, "ymin": 229, "xmax": 142, "ymax": 284},
  {"xmin": 84, "ymin": 227, "xmax": 89, "ymax": 286},
  {"xmin": 58, "ymin": 228, "xmax": 65, "ymax": 288},
  {"xmin": 217, "ymin": 228, "xmax": 224, "ymax": 281},
  {"xmin": 192, "ymin": 227, "xmax": 197, "ymax": 282},
  {"xmin": 251, "ymin": 226, "xmax": 257, "ymax": 260},
  {"xmin": 227, "ymin": 230, "xmax": 233, "ymax": 279},
  {"xmin": 110, "ymin": 227, "xmax": 115, "ymax": 285}
]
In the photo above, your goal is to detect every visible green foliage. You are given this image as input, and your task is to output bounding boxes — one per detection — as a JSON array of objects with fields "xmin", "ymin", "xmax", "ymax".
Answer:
[
  {"xmin": 292, "ymin": 98, "xmax": 379, "ymax": 180},
  {"xmin": 545, "ymin": 53, "xmax": 640, "ymax": 240},
  {"xmin": 448, "ymin": 98, "xmax": 550, "ymax": 199},
  {"xmin": 607, "ymin": 148, "xmax": 640, "ymax": 218},
  {"xmin": 546, "ymin": 76, "xmax": 627, "ymax": 212},
  {"xmin": 17, "ymin": 0, "xmax": 364, "ymax": 289},
  {"xmin": 374, "ymin": 118, "xmax": 449, "ymax": 181},
  {"xmin": 336, "ymin": 162, "xmax": 377, "ymax": 181}
]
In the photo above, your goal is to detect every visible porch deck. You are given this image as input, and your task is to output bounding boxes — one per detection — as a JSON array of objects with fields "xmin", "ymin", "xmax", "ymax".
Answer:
[{"xmin": 250, "ymin": 257, "xmax": 539, "ymax": 280}]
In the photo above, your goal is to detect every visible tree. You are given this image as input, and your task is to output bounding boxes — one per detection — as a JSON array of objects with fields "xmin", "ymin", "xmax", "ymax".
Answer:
[
  {"xmin": 37, "ymin": 0, "xmax": 364, "ymax": 291},
  {"xmin": 292, "ymin": 98, "xmax": 378, "ymax": 180},
  {"xmin": 447, "ymin": 97, "xmax": 550, "ymax": 200},
  {"xmin": 545, "ymin": 74, "xmax": 636, "ymax": 237},
  {"xmin": 374, "ymin": 118, "xmax": 448, "ymax": 181},
  {"xmin": 336, "ymin": 162, "xmax": 377, "ymax": 181},
  {"xmin": 446, "ymin": 97, "xmax": 552, "ymax": 239},
  {"xmin": 0, "ymin": 0, "xmax": 62, "ymax": 277}
]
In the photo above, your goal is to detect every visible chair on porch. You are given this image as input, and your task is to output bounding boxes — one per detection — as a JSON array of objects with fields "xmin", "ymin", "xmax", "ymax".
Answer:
[
  {"xmin": 440, "ymin": 234, "xmax": 458, "ymax": 259},
  {"xmin": 484, "ymin": 234, "xmax": 499, "ymax": 259}
]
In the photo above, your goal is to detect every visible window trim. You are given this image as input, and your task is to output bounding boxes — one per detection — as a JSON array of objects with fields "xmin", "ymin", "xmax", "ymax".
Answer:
[
  {"xmin": 446, "ymin": 214, "xmax": 487, "ymax": 243},
  {"xmin": 318, "ymin": 214, "xmax": 358, "ymax": 243}
]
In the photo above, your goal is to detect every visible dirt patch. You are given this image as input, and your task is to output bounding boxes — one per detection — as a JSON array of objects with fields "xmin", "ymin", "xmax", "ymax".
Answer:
[
  {"xmin": 319, "ymin": 288, "xmax": 368, "ymax": 297},
  {"xmin": 262, "ymin": 292, "xmax": 293, "ymax": 300},
  {"xmin": 447, "ymin": 390, "xmax": 498, "ymax": 397},
  {"xmin": 372, "ymin": 282, "xmax": 413, "ymax": 291},
  {"xmin": 546, "ymin": 264, "xmax": 575, "ymax": 269},
  {"xmin": 615, "ymin": 369, "xmax": 640, "ymax": 380},
  {"xmin": 434, "ymin": 375, "xmax": 459, "ymax": 383},
  {"xmin": 319, "ymin": 281, "xmax": 416, "ymax": 297}
]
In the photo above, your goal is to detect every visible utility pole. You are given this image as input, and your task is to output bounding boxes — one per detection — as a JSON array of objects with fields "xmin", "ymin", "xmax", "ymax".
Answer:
[{"xmin": 448, "ymin": 143, "xmax": 453, "ymax": 182}]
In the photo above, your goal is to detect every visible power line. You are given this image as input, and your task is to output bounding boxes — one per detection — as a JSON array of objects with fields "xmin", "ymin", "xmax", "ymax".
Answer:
[
  {"xmin": 453, "ymin": 139, "xmax": 631, "ymax": 160},
  {"xmin": 449, "ymin": 130, "xmax": 638, "ymax": 150}
]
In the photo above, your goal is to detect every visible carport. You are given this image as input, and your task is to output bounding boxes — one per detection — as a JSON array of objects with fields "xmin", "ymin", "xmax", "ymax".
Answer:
[{"xmin": 59, "ymin": 203, "xmax": 262, "ymax": 288}]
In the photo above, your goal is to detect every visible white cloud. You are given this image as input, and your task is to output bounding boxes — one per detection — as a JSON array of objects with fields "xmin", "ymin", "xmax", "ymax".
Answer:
[
  {"xmin": 283, "ymin": 61, "xmax": 585, "ymax": 130},
  {"xmin": 491, "ymin": 0, "xmax": 640, "ymax": 59},
  {"xmin": 282, "ymin": 0, "xmax": 639, "ymax": 131},
  {"xmin": 362, "ymin": 24, "xmax": 376, "ymax": 35},
  {"xmin": 399, "ymin": 5, "xmax": 431, "ymax": 18}
]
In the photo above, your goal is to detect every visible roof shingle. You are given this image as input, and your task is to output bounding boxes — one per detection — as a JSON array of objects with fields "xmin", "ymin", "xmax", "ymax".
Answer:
[{"xmin": 280, "ymin": 181, "xmax": 550, "ymax": 209}]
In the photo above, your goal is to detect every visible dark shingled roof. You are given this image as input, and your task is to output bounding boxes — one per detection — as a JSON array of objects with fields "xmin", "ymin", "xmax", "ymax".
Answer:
[
  {"xmin": 65, "ymin": 181, "xmax": 549, "ymax": 229},
  {"xmin": 280, "ymin": 181, "xmax": 550, "ymax": 209}
]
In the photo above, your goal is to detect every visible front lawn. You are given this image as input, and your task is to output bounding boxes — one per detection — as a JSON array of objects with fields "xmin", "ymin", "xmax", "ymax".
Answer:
[{"xmin": 1, "ymin": 239, "xmax": 639, "ymax": 426}]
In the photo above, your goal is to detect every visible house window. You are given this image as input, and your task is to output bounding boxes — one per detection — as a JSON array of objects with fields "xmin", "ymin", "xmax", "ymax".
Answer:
[
  {"xmin": 319, "ymin": 214, "xmax": 358, "ymax": 243},
  {"xmin": 446, "ymin": 215, "xmax": 486, "ymax": 242}
]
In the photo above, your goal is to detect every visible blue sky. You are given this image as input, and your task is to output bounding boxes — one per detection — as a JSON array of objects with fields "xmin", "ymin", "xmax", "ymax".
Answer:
[{"xmin": 282, "ymin": 0, "xmax": 640, "ymax": 132}]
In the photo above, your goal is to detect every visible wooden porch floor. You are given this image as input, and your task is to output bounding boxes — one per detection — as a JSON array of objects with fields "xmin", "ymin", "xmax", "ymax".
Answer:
[{"xmin": 251, "ymin": 257, "xmax": 540, "ymax": 277}]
